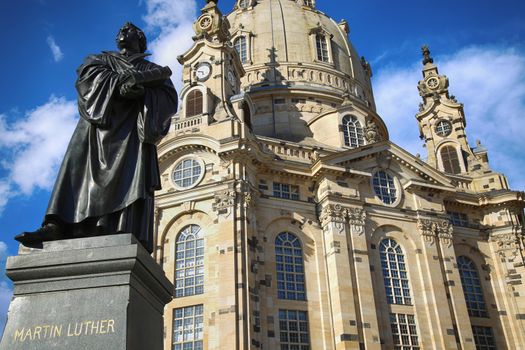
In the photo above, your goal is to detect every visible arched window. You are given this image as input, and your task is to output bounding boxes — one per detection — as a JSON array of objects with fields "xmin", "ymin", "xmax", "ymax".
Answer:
[
  {"xmin": 175, "ymin": 225, "xmax": 204, "ymax": 298},
  {"xmin": 373, "ymin": 171, "xmax": 398, "ymax": 205},
  {"xmin": 186, "ymin": 90, "xmax": 203, "ymax": 118},
  {"xmin": 275, "ymin": 232, "xmax": 306, "ymax": 301},
  {"xmin": 440, "ymin": 145, "xmax": 462, "ymax": 174},
  {"xmin": 342, "ymin": 115, "xmax": 365, "ymax": 148},
  {"xmin": 234, "ymin": 36, "xmax": 248, "ymax": 64},
  {"xmin": 457, "ymin": 256, "xmax": 488, "ymax": 318},
  {"xmin": 315, "ymin": 34, "xmax": 329, "ymax": 62},
  {"xmin": 380, "ymin": 239, "xmax": 411, "ymax": 305}
]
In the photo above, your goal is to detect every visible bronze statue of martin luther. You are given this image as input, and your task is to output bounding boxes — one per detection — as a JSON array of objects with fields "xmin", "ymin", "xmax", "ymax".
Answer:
[{"xmin": 15, "ymin": 22, "xmax": 178, "ymax": 253}]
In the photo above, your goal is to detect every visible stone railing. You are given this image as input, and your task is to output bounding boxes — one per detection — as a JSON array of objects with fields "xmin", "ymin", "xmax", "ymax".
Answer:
[
  {"xmin": 258, "ymin": 139, "xmax": 316, "ymax": 163},
  {"xmin": 172, "ymin": 115, "xmax": 206, "ymax": 132}
]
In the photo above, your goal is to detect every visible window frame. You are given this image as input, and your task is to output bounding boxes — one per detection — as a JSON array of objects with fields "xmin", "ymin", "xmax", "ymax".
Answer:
[
  {"xmin": 172, "ymin": 304, "xmax": 204, "ymax": 350},
  {"xmin": 185, "ymin": 88, "xmax": 204, "ymax": 118},
  {"xmin": 174, "ymin": 225, "xmax": 205, "ymax": 298},
  {"xmin": 372, "ymin": 170, "xmax": 401, "ymax": 207},
  {"xmin": 171, "ymin": 156, "xmax": 206, "ymax": 191},
  {"xmin": 438, "ymin": 144, "xmax": 464, "ymax": 174},
  {"xmin": 389, "ymin": 313, "xmax": 421, "ymax": 350},
  {"xmin": 309, "ymin": 28, "xmax": 334, "ymax": 66},
  {"xmin": 273, "ymin": 182, "xmax": 300, "ymax": 201},
  {"xmin": 471, "ymin": 326, "xmax": 497, "ymax": 350},
  {"xmin": 435, "ymin": 119, "xmax": 452, "ymax": 137},
  {"xmin": 457, "ymin": 256, "xmax": 489, "ymax": 318},
  {"xmin": 341, "ymin": 115, "xmax": 365, "ymax": 148},
  {"xmin": 278, "ymin": 309, "xmax": 311, "ymax": 350},
  {"xmin": 233, "ymin": 35, "xmax": 248, "ymax": 64},
  {"xmin": 380, "ymin": 238, "xmax": 412, "ymax": 305},
  {"xmin": 275, "ymin": 232, "xmax": 307, "ymax": 301}
]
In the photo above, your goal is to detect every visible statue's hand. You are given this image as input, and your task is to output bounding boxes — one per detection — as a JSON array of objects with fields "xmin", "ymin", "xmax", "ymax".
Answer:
[{"xmin": 119, "ymin": 81, "xmax": 145, "ymax": 99}]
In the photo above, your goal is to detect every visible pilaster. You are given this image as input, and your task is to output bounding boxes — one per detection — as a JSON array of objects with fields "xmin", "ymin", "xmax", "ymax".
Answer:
[
  {"xmin": 346, "ymin": 208, "xmax": 381, "ymax": 350},
  {"xmin": 416, "ymin": 217, "xmax": 460, "ymax": 349},
  {"xmin": 319, "ymin": 203, "xmax": 360, "ymax": 349},
  {"xmin": 488, "ymin": 227, "xmax": 525, "ymax": 347}
]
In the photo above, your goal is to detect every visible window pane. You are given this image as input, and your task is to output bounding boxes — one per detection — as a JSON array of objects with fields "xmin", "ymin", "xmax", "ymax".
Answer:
[
  {"xmin": 172, "ymin": 305, "xmax": 204, "ymax": 350},
  {"xmin": 458, "ymin": 256, "xmax": 488, "ymax": 318},
  {"xmin": 275, "ymin": 232, "xmax": 306, "ymax": 301},
  {"xmin": 441, "ymin": 146, "xmax": 461, "ymax": 174},
  {"xmin": 380, "ymin": 239, "xmax": 411, "ymax": 305},
  {"xmin": 175, "ymin": 225, "xmax": 205, "ymax": 298},
  {"xmin": 390, "ymin": 313, "xmax": 420, "ymax": 349},
  {"xmin": 279, "ymin": 310, "xmax": 310, "ymax": 349},
  {"xmin": 373, "ymin": 171, "xmax": 397, "ymax": 205},
  {"xmin": 342, "ymin": 115, "xmax": 365, "ymax": 148}
]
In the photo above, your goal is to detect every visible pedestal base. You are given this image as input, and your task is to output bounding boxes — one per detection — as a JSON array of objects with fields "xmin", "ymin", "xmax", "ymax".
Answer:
[{"xmin": 0, "ymin": 234, "xmax": 173, "ymax": 350}]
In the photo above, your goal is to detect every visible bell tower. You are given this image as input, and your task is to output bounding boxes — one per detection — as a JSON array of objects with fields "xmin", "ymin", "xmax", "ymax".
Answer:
[
  {"xmin": 416, "ymin": 45, "xmax": 475, "ymax": 175},
  {"xmin": 177, "ymin": 0, "xmax": 245, "ymax": 122},
  {"xmin": 416, "ymin": 46, "xmax": 509, "ymax": 191}
]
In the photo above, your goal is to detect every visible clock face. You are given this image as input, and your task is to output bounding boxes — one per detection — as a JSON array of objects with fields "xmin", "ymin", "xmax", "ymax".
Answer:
[
  {"xmin": 426, "ymin": 77, "xmax": 439, "ymax": 89},
  {"xmin": 195, "ymin": 63, "xmax": 212, "ymax": 82}
]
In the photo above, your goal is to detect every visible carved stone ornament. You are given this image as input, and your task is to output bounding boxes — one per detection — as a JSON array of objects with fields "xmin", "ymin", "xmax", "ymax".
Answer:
[
  {"xmin": 193, "ymin": 0, "xmax": 231, "ymax": 42},
  {"xmin": 320, "ymin": 204, "xmax": 346, "ymax": 234},
  {"xmin": 364, "ymin": 119, "xmax": 380, "ymax": 143},
  {"xmin": 417, "ymin": 219, "xmax": 436, "ymax": 244},
  {"xmin": 348, "ymin": 207, "xmax": 366, "ymax": 235},
  {"xmin": 490, "ymin": 230, "xmax": 520, "ymax": 253},
  {"xmin": 417, "ymin": 218, "xmax": 454, "ymax": 246},
  {"xmin": 212, "ymin": 190, "xmax": 236, "ymax": 218},
  {"xmin": 320, "ymin": 204, "xmax": 366, "ymax": 235},
  {"xmin": 436, "ymin": 220, "xmax": 453, "ymax": 246}
]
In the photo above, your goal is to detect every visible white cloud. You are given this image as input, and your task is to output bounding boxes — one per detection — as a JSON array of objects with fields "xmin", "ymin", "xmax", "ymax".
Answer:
[
  {"xmin": 373, "ymin": 45, "xmax": 525, "ymax": 190},
  {"xmin": 0, "ymin": 96, "xmax": 77, "ymax": 212},
  {"xmin": 142, "ymin": 0, "xmax": 198, "ymax": 92},
  {"xmin": 46, "ymin": 35, "xmax": 63, "ymax": 62}
]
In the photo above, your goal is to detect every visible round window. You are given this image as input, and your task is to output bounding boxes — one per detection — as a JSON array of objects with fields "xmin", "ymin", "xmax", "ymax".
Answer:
[
  {"xmin": 435, "ymin": 120, "xmax": 452, "ymax": 137},
  {"xmin": 172, "ymin": 157, "xmax": 205, "ymax": 190},
  {"xmin": 372, "ymin": 171, "xmax": 398, "ymax": 205}
]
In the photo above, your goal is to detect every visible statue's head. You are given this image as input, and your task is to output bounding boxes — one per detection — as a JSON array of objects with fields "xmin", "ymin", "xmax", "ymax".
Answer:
[{"xmin": 116, "ymin": 22, "xmax": 147, "ymax": 54}]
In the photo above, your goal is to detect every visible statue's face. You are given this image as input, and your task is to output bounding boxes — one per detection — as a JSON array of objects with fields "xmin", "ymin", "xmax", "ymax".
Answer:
[{"xmin": 116, "ymin": 24, "xmax": 142, "ymax": 53}]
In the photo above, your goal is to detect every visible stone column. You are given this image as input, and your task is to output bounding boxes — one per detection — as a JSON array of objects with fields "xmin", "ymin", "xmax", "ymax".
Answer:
[
  {"xmin": 346, "ymin": 208, "xmax": 381, "ymax": 350},
  {"xmin": 0, "ymin": 234, "xmax": 173, "ymax": 350},
  {"xmin": 320, "ymin": 203, "xmax": 359, "ymax": 350}
]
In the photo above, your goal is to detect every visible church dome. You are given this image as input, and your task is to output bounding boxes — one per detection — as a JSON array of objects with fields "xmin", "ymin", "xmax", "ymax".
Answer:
[{"xmin": 227, "ymin": 0, "xmax": 375, "ymax": 110}]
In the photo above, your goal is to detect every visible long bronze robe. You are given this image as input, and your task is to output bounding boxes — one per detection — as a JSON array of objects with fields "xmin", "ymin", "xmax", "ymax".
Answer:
[{"xmin": 45, "ymin": 51, "xmax": 178, "ymax": 252}]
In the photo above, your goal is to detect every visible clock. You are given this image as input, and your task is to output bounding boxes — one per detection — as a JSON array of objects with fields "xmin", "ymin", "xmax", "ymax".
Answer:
[
  {"xmin": 195, "ymin": 62, "xmax": 212, "ymax": 82},
  {"xmin": 426, "ymin": 77, "xmax": 439, "ymax": 90},
  {"xmin": 227, "ymin": 70, "xmax": 236, "ymax": 87}
]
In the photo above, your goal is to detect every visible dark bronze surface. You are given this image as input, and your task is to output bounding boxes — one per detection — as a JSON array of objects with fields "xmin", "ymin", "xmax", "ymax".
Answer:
[{"xmin": 15, "ymin": 22, "xmax": 178, "ymax": 252}]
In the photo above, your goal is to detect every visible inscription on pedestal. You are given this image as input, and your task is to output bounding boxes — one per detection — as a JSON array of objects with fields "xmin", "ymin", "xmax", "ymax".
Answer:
[{"xmin": 12, "ymin": 319, "xmax": 116, "ymax": 344}]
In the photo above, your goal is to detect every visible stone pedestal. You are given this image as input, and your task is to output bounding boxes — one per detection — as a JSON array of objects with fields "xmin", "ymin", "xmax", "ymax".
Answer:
[{"xmin": 0, "ymin": 234, "xmax": 173, "ymax": 350}]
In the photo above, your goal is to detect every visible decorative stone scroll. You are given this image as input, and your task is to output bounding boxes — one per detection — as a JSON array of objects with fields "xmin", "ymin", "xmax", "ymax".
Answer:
[
  {"xmin": 364, "ymin": 120, "xmax": 380, "ymax": 144},
  {"xmin": 212, "ymin": 190, "xmax": 236, "ymax": 218},
  {"xmin": 489, "ymin": 227, "xmax": 521, "ymax": 255},
  {"xmin": 319, "ymin": 204, "xmax": 366, "ymax": 235},
  {"xmin": 436, "ymin": 220, "xmax": 453, "ymax": 246},
  {"xmin": 417, "ymin": 218, "xmax": 453, "ymax": 246},
  {"xmin": 348, "ymin": 207, "xmax": 366, "ymax": 235}
]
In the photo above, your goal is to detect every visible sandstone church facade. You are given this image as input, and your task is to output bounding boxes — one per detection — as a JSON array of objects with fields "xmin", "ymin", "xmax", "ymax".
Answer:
[{"xmin": 153, "ymin": 1, "xmax": 525, "ymax": 349}]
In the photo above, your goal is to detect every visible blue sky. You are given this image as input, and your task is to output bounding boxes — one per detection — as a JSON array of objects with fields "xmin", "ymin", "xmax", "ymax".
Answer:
[{"xmin": 0, "ymin": 0, "xmax": 524, "ymax": 333}]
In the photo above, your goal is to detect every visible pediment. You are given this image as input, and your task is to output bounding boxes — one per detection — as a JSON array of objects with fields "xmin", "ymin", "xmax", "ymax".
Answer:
[{"xmin": 316, "ymin": 141, "xmax": 455, "ymax": 192}]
